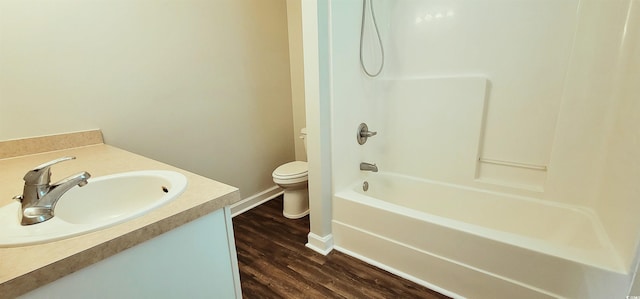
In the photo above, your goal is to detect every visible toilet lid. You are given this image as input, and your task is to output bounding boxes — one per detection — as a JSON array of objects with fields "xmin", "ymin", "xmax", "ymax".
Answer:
[{"xmin": 273, "ymin": 161, "xmax": 308, "ymax": 179}]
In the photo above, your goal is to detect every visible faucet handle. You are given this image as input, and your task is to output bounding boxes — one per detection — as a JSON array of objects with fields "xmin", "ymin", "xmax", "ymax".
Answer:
[
  {"xmin": 23, "ymin": 156, "xmax": 76, "ymax": 185},
  {"xmin": 357, "ymin": 123, "xmax": 377, "ymax": 145}
]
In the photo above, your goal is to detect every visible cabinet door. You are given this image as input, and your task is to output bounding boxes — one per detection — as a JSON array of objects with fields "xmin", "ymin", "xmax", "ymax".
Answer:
[{"xmin": 21, "ymin": 207, "xmax": 241, "ymax": 299}]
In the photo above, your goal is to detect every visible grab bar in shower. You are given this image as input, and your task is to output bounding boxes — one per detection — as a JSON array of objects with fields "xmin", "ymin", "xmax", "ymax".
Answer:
[{"xmin": 478, "ymin": 157, "xmax": 547, "ymax": 171}]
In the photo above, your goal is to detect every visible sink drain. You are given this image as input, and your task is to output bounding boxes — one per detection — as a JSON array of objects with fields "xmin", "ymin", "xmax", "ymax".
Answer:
[{"xmin": 161, "ymin": 186, "xmax": 169, "ymax": 193}]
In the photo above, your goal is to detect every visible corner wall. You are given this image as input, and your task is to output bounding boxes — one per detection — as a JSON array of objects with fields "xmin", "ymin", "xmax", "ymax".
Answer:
[
  {"xmin": 596, "ymin": 0, "xmax": 640, "ymax": 270},
  {"xmin": 303, "ymin": 0, "xmax": 334, "ymax": 254},
  {"xmin": 0, "ymin": 0, "xmax": 295, "ymax": 199}
]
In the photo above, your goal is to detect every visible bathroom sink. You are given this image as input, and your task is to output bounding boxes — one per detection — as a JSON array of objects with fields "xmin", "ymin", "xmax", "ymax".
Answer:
[{"xmin": 0, "ymin": 170, "xmax": 187, "ymax": 247}]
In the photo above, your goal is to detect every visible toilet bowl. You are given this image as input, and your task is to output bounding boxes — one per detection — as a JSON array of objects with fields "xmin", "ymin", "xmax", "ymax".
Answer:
[{"xmin": 272, "ymin": 128, "xmax": 309, "ymax": 219}]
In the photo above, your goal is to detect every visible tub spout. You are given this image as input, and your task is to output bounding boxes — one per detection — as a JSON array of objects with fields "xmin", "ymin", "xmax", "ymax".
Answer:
[{"xmin": 360, "ymin": 162, "xmax": 378, "ymax": 172}]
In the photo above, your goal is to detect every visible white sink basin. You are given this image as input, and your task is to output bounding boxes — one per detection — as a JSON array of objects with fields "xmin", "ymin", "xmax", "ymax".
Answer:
[{"xmin": 0, "ymin": 170, "xmax": 187, "ymax": 247}]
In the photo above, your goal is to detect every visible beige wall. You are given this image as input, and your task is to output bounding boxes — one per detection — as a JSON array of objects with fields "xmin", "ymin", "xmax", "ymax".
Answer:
[
  {"xmin": 0, "ymin": 0, "xmax": 295, "ymax": 199},
  {"xmin": 286, "ymin": 0, "xmax": 307, "ymax": 161}
]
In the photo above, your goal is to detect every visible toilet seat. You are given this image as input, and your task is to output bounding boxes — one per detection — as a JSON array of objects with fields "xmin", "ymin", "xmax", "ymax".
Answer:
[{"xmin": 272, "ymin": 161, "xmax": 308, "ymax": 183}]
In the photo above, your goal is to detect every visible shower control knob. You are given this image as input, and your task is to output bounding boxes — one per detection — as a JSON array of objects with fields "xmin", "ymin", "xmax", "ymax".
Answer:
[{"xmin": 357, "ymin": 123, "xmax": 377, "ymax": 145}]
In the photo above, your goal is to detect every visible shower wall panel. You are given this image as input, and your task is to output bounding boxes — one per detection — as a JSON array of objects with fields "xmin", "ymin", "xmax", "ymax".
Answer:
[{"xmin": 376, "ymin": 77, "xmax": 487, "ymax": 186}]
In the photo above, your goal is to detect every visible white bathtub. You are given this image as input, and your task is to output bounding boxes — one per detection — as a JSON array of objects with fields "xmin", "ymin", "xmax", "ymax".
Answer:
[{"xmin": 332, "ymin": 172, "xmax": 631, "ymax": 298}]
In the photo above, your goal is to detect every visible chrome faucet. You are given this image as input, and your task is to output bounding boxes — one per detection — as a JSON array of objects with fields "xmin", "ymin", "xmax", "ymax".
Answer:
[
  {"xmin": 360, "ymin": 162, "xmax": 378, "ymax": 172},
  {"xmin": 13, "ymin": 156, "xmax": 91, "ymax": 225}
]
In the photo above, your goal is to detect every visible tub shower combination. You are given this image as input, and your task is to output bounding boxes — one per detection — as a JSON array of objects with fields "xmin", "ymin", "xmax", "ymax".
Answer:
[{"xmin": 325, "ymin": 0, "xmax": 640, "ymax": 298}]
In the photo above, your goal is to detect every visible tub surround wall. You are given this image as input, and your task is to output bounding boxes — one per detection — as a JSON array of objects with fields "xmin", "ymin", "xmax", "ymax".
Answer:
[
  {"xmin": 330, "ymin": 0, "xmax": 638, "ymax": 205},
  {"xmin": 378, "ymin": 77, "xmax": 488, "ymax": 187},
  {"xmin": 328, "ymin": 0, "xmax": 370, "ymax": 193},
  {"xmin": 597, "ymin": 0, "xmax": 640, "ymax": 272},
  {"xmin": 0, "ymin": 132, "xmax": 241, "ymax": 298},
  {"xmin": 545, "ymin": 0, "xmax": 637, "ymax": 209},
  {"xmin": 386, "ymin": 0, "xmax": 577, "ymax": 179},
  {"xmin": 364, "ymin": 0, "xmax": 637, "ymax": 206},
  {"xmin": 0, "ymin": 0, "xmax": 294, "ymax": 201}
]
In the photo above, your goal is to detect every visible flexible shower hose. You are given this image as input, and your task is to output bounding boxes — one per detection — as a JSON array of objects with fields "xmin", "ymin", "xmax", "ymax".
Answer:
[{"xmin": 359, "ymin": 0, "xmax": 385, "ymax": 77}]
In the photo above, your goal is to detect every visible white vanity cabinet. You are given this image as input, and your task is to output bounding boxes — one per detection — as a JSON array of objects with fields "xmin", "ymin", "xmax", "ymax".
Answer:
[{"xmin": 19, "ymin": 207, "xmax": 241, "ymax": 299}]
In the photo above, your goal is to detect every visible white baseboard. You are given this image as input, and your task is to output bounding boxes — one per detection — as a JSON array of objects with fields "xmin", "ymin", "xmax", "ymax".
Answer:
[
  {"xmin": 230, "ymin": 186, "xmax": 283, "ymax": 217},
  {"xmin": 306, "ymin": 232, "xmax": 334, "ymax": 255}
]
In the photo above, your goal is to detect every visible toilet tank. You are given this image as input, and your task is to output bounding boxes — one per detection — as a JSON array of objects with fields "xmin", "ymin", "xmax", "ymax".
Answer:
[{"xmin": 300, "ymin": 128, "xmax": 307, "ymax": 154}]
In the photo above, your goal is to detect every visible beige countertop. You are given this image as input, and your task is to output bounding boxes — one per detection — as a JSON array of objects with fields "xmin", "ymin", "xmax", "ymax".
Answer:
[{"xmin": 0, "ymin": 134, "xmax": 240, "ymax": 298}]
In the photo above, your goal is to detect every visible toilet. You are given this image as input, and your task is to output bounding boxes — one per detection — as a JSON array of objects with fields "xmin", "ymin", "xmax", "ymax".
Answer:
[{"xmin": 272, "ymin": 128, "xmax": 309, "ymax": 219}]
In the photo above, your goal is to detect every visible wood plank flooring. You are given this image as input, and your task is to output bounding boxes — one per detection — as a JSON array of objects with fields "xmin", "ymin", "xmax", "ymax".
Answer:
[{"xmin": 232, "ymin": 197, "xmax": 450, "ymax": 299}]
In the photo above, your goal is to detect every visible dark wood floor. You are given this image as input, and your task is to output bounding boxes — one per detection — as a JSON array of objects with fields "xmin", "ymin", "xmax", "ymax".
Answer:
[{"xmin": 232, "ymin": 197, "xmax": 450, "ymax": 299}]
